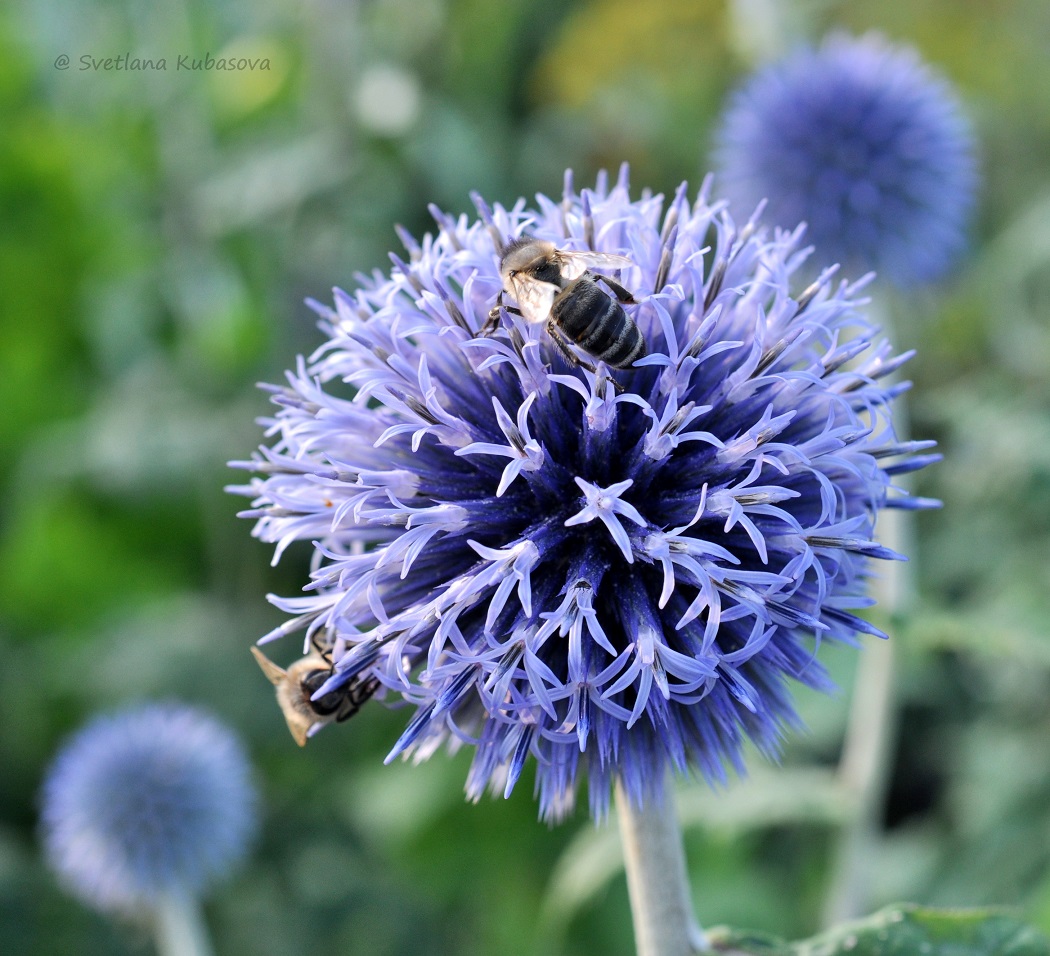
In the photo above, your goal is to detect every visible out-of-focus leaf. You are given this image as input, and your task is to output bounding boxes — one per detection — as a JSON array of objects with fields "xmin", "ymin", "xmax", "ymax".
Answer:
[
  {"xmin": 710, "ymin": 906, "xmax": 1050, "ymax": 956},
  {"xmin": 708, "ymin": 926, "xmax": 795, "ymax": 956},
  {"xmin": 0, "ymin": 491, "xmax": 190, "ymax": 633},
  {"xmin": 193, "ymin": 133, "xmax": 351, "ymax": 236},
  {"xmin": 676, "ymin": 768, "xmax": 851, "ymax": 832},
  {"xmin": 17, "ymin": 364, "xmax": 261, "ymax": 494},
  {"xmin": 529, "ymin": 0, "xmax": 734, "ymax": 184},
  {"xmin": 207, "ymin": 37, "xmax": 292, "ymax": 119}
]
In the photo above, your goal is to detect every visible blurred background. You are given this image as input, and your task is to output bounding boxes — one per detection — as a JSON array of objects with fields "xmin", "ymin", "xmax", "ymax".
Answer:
[{"xmin": 3, "ymin": 0, "xmax": 1050, "ymax": 953}]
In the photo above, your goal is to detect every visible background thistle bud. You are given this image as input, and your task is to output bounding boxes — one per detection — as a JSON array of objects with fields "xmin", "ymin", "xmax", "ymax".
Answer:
[
  {"xmin": 40, "ymin": 702, "xmax": 257, "ymax": 915},
  {"xmin": 712, "ymin": 32, "xmax": 978, "ymax": 286}
]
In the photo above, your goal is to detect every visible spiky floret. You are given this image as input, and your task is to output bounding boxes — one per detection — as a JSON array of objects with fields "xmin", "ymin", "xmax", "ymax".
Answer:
[
  {"xmin": 713, "ymin": 32, "xmax": 977, "ymax": 286},
  {"xmin": 230, "ymin": 166, "xmax": 937, "ymax": 821},
  {"xmin": 41, "ymin": 703, "xmax": 257, "ymax": 913}
]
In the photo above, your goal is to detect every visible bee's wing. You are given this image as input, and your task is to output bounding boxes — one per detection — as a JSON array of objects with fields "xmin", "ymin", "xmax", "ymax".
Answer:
[
  {"xmin": 508, "ymin": 274, "xmax": 560, "ymax": 323},
  {"xmin": 554, "ymin": 251, "xmax": 634, "ymax": 281}
]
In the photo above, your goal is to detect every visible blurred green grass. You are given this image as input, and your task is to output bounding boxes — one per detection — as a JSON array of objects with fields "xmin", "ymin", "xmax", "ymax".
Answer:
[{"xmin": 3, "ymin": 0, "xmax": 1050, "ymax": 953}]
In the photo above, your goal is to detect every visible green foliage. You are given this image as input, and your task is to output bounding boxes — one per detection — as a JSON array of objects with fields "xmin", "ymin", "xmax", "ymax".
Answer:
[
  {"xmin": 710, "ymin": 906, "xmax": 1050, "ymax": 956},
  {"xmin": 3, "ymin": 0, "xmax": 1050, "ymax": 952}
]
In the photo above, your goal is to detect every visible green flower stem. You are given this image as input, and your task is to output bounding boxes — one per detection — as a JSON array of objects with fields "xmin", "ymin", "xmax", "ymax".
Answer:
[
  {"xmin": 822, "ymin": 606, "xmax": 900, "ymax": 925},
  {"xmin": 616, "ymin": 777, "xmax": 708, "ymax": 956},
  {"xmin": 153, "ymin": 890, "xmax": 215, "ymax": 956},
  {"xmin": 823, "ymin": 301, "xmax": 915, "ymax": 925}
]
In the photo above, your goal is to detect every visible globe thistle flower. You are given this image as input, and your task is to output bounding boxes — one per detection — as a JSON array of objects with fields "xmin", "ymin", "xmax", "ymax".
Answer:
[
  {"xmin": 230, "ymin": 166, "xmax": 938, "ymax": 821},
  {"xmin": 713, "ymin": 32, "xmax": 977, "ymax": 286},
  {"xmin": 41, "ymin": 702, "xmax": 257, "ymax": 915}
]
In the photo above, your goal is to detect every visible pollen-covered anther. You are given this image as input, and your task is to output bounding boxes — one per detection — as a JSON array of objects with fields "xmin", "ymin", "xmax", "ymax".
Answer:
[
  {"xmin": 467, "ymin": 538, "xmax": 541, "ymax": 633},
  {"xmin": 642, "ymin": 522, "xmax": 739, "ymax": 610},
  {"xmin": 642, "ymin": 393, "xmax": 716, "ymax": 460},
  {"xmin": 564, "ymin": 478, "xmax": 647, "ymax": 563},
  {"xmin": 373, "ymin": 503, "xmax": 470, "ymax": 579},
  {"xmin": 601, "ymin": 624, "xmax": 717, "ymax": 727},
  {"xmin": 455, "ymin": 392, "xmax": 545, "ymax": 496},
  {"xmin": 550, "ymin": 368, "xmax": 638, "ymax": 434},
  {"xmin": 715, "ymin": 406, "xmax": 797, "ymax": 466}
]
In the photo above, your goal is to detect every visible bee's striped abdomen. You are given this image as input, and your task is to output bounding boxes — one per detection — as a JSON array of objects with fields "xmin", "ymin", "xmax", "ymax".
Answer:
[{"xmin": 552, "ymin": 282, "xmax": 646, "ymax": 369}]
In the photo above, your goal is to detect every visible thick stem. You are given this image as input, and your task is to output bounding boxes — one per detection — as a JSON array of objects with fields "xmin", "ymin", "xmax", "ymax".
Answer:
[
  {"xmin": 616, "ymin": 777, "xmax": 707, "ymax": 956},
  {"xmin": 153, "ymin": 890, "xmax": 215, "ymax": 956}
]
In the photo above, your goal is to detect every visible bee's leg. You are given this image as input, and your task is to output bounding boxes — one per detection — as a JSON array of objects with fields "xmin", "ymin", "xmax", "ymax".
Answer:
[
  {"xmin": 481, "ymin": 292, "xmax": 523, "ymax": 336},
  {"xmin": 545, "ymin": 318, "xmax": 583, "ymax": 370},
  {"xmin": 309, "ymin": 630, "xmax": 333, "ymax": 663},
  {"xmin": 481, "ymin": 292, "xmax": 504, "ymax": 336},
  {"xmin": 594, "ymin": 273, "xmax": 638, "ymax": 305},
  {"xmin": 336, "ymin": 676, "xmax": 381, "ymax": 722},
  {"xmin": 481, "ymin": 311, "xmax": 498, "ymax": 335},
  {"xmin": 546, "ymin": 319, "xmax": 625, "ymax": 393}
]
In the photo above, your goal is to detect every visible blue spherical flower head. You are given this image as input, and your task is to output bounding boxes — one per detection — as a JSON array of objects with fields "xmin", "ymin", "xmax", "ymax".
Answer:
[
  {"xmin": 713, "ymin": 32, "xmax": 977, "ymax": 286},
  {"xmin": 41, "ymin": 703, "xmax": 257, "ymax": 914},
  {"xmin": 231, "ymin": 167, "xmax": 938, "ymax": 821}
]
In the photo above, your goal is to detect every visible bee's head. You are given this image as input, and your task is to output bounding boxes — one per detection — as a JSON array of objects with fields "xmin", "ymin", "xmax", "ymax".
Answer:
[{"xmin": 499, "ymin": 236, "xmax": 558, "ymax": 282}]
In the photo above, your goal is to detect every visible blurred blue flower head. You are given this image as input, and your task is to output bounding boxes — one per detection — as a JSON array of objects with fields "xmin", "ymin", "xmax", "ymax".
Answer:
[
  {"xmin": 41, "ymin": 703, "xmax": 257, "ymax": 914},
  {"xmin": 231, "ymin": 167, "xmax": 937, "ymax": 820},
  {"xmin": 713, "ymin": 33, "xmax": 977, "ymax": 286}
]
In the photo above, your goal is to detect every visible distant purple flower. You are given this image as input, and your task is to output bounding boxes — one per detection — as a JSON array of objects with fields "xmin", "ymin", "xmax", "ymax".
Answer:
[
  {"xmin": 230, "ymin": 167, "xmax": 938, "ymax": 820},
  {"xmin": 713, "ymin": 33, "xmax": 977, "ymax": 286},
  {"xmin": 41, "ymin": 703, "xmax": 256, "ymax": 914}
]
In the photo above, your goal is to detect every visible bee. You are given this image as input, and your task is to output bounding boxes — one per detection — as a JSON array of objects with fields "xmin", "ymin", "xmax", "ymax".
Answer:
[
  {"xmin": 251, "ymin": 634, "xmax": 379, "ymax": 746},
  {"xmin": 484, "ymin": 236, "xmax": 646, "ymax": 374}
]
